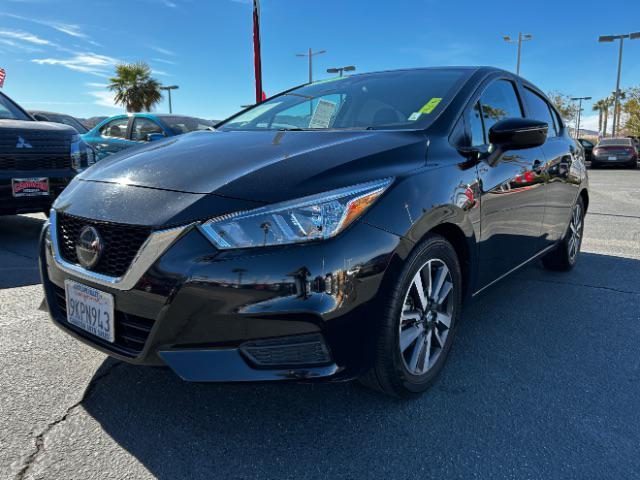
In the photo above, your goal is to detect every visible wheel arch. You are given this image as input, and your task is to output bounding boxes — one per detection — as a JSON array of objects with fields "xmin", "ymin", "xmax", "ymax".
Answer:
[
  {"xmin": 404, "ymin": 206, "xmax": 478, "ymax": 302},
  {"xmin": 579, "ymin": 188, "xmax": 589, "ymax": 213}
]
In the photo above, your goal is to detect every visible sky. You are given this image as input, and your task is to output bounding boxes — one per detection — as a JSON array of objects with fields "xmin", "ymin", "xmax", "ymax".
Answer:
[{"xmin": 1, "ymin": 0, "xmax": 639, "ymax": 131}]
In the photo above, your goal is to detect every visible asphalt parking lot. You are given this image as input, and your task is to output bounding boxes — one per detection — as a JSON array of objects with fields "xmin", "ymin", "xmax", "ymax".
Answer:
[{"xmin": 1, "ymin": 168, "xmax": 639, "ymax": 480}]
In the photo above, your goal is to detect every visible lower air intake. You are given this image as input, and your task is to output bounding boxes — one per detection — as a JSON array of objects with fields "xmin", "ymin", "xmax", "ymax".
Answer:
[{"xmin": 240, "ymin": 333, "xmax": 331, "ymax": 367}]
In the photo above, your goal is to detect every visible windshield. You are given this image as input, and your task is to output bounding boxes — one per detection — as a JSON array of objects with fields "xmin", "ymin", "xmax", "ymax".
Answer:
[
  {"xmin": 163, "ymin": 116, "xmax": 214, "ymax": 134},
  {"xmin": 218, "ymin": 69, "xmax": 469, "ymax": 131},
  {"xmin": 0, "ymin": 93, "xmax": 31, "ymax": 121},
  {"xmin": 598, "ymin": 138, "xmax": 632, "ymax": 146},
  {"xmin": 42, "ymin": 113, "xmax": 88, "ymax": 133}
]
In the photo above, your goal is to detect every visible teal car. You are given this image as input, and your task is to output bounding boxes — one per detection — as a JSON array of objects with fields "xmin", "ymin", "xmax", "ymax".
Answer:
[{"xmin": 82, "ymin": 113, "xmax": 214, "ymax": 159}]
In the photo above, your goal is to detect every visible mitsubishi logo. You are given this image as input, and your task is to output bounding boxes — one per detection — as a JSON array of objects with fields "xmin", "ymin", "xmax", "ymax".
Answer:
[{"xmin": 16, "ymin": 136, "xmax": 32, "ymax": 148}]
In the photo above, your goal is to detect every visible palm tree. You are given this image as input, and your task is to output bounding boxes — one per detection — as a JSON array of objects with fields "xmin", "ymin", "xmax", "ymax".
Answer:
[
  {"xmin": 598, "ymin": 96, "xmax": 614, "ymax": 137},
  {"xmin": 108, "ymin": 62, "xmax": 162, "ymax": 112},
  {"xmin": 592, "ymin": 100, "xmax": 605, "ymax": 133}
]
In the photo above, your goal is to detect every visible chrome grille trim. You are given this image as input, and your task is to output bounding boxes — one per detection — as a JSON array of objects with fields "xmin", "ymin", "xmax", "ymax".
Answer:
[{"xmin": 49, "ymin": 209, "xmax": 194, "ymax": 291}]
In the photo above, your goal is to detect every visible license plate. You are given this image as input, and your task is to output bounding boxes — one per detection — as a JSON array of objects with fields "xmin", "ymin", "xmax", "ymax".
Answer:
[
  {"xmin": 12, "ymin": 177, "xmax": 49, "ymax": 197},
  {"xmin": 608, "ymin": 156, "xmax": 617, "ymax": 161},
  {"xmin": 64, "ymin": 280, "xmax": 115, "ymax": 343}
]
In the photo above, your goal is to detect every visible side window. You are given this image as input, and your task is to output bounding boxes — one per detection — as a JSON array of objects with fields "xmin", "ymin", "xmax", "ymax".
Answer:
[
  {"xmin": 479, "ymin": 80, "xmax": 523, "ymax": 135},
  {"xmin": 466, "ymin": 102, "xmax": 485, "ymax": 147},
  {"xmin": 99, "ymin": 118, "xmax": 128, "ymax": 139},
  {"xmin": 523, "ymin": 88, "xmax": 557, "ymax": 138},
  {"xmin": 132, "ymin": 118, "xmax": 164, "ymax": 141}
]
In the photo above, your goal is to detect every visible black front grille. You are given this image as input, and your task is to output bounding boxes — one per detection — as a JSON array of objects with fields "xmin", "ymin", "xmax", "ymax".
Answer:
[
  {"xmin": 57, "ymin": 212, "xmax": 152, "ymax": 278},
  {"xmin": 0, "ymin": 129, "xmax": 71, "ymax": 152},
  {"xmin": 0, "ymin": 154, "xmax": 72, "ymax": 170},
  {"xmin": 51, "ymin": 284, "xmax": 155, "ymax": 357}
]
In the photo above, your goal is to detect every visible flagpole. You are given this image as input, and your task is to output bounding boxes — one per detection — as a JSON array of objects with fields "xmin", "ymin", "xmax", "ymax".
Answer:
[{"xmin": 252, "ymin": 0, "xmax": 263, "ymax": 104}]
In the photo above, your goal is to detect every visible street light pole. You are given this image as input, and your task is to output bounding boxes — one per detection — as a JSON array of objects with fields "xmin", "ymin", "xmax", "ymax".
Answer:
[
  {"xmin": 503, "ymin": 33, "xmax": 532, "ymax": 75},
  {"xmin": 160, "ymin": 85, "xmax": 179, "ymax": 114},
  {"xmin": 327, "ymin": 65, "xmax": 356, "ymax": 77},
  {"xmin": 570, "ymin": 96, "xmax": 592, "ymax": 139},
  {"xmin": 295, "ymin": 48, "xmax": 326, "ymax": 83},
  {"xmin": 599, "ymin": 32, "xmax": 640, "ymax": 136}
]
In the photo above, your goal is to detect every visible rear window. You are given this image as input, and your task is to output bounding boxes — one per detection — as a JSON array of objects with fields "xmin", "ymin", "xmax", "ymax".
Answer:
[{"xmin": 598, "ymin": 138, "xmax": 632, "ymax": 146}]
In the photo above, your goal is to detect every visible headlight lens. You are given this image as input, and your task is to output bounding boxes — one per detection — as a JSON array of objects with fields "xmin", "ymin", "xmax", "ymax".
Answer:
[
  {"xmin": 199, "ymin": 178, "xmax": 392, "ymax": 249},
  {"xmin": 70, "ymin": 135, "xmax": 96, "ymax": 170}
]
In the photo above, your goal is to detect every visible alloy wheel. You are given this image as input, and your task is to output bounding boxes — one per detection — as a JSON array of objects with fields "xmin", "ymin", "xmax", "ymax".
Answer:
[
  {"xmin": 398, "ymin": 258, "xmax": 454, "ymax": 376},
  {"xmin": 568, "ymin": 203, "xmax": 583, "ymax": 261}
]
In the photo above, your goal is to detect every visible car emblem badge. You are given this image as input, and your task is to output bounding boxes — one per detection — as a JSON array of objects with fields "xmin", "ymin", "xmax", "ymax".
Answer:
[
  {"xmin": 16, "ymin": 136, "xmax": 32, "ymax": 148},
  {"xmin": 76, "ymin": 226, "xmax": 103, "ymax": 269}
]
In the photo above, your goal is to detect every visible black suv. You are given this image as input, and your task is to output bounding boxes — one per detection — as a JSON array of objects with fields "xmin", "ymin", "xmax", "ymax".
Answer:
[{"xmin": 0, "ymin": 91, "xmax": 94, "ymax": 216}]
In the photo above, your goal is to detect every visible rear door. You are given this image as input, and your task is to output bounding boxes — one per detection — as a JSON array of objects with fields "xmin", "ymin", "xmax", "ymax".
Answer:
[
  {"xmin": 472, "ymin": 79, "xmax": 547, "ymax": 288},
  {"xmin": 521, "ymin": 87, "xmax": 578, "ymax": 248}
]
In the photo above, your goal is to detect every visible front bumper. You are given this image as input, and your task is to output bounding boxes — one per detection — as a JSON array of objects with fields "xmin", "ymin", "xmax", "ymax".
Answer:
[
  {"xmin": 0, "ymin": 170, "xmax": 74, "ymax": 215},
  {"xmin": 41, "ymin": 217, "xmax": 405, "ymax": 382}
]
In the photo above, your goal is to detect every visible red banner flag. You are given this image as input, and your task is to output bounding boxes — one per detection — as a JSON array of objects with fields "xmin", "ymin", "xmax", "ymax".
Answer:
[
  {"xmin": 0, "ymin": 68, "xmax": 6, "ymax": 88},
  {"xmin": 252, "ymin": 0, "xmax": 263, "ymax": 104}
]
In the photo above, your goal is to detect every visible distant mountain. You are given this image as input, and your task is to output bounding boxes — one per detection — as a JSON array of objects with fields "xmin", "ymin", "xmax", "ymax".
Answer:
[{"xmin": 80, "ymin": 116, "xmax": 108, "ymax": 129}]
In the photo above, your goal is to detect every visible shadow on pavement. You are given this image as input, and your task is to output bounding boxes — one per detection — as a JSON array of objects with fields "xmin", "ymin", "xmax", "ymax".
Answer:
[
  {"xmin": 0, "ymin": 214, "xmax": 45, "ymax": 289},
  {"xmin": 80, "ymin": 252, "xmax": 640, "ymax": 478}
]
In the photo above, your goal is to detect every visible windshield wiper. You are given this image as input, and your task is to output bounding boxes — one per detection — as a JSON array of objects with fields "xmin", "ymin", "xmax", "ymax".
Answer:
[{"xmin": 277, "ymin": 127, "xmax": 305, "ymax": 131}]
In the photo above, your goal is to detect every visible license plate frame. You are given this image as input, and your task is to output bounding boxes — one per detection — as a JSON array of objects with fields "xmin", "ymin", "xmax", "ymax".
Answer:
[
  {"xmin": 64, "ymin": 279, "xmax": 115, "ymax": 343},
  {"xmin": 11, "ymin": 177, "xmax": 49, "ymax": 197},
  {"xmin": 608, "ymin": 156, "xmax": 617, "ymax": 161}
]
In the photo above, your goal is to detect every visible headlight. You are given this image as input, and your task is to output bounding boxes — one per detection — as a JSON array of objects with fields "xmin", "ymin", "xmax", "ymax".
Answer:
[
  {"xmin": 70, "ymin": 135, "xmax": 96, "ymax": 170},
  {"xmin": 199, "ymin": 178, "xmax": 392, "ymax": 249}
]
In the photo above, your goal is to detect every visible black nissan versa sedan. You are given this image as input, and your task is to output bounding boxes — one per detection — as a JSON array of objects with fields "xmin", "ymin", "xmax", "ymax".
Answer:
[
  {"xmin": 0, "ymin": 92, "xmax": 95, "ymax": 216},
  {"xmin": 40, "ymin": 67, "xmax": 588, "ymax": 397}
]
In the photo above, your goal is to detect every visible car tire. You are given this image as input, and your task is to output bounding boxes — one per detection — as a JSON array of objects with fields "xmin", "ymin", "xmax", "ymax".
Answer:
[
  {"xmin": 359, "ymin": 234, "xmax": 462, "ymax": 398},
  {"xmin": 590, "ymin": 161, "xmax": 599, "ymax": 169},
  {"xmin": 542, "ymin": 197, "xmax": 585, "ymax": 271},
  {"xmin": 629, "ymin": 160, "xmax": 638, "ymax": 169}
]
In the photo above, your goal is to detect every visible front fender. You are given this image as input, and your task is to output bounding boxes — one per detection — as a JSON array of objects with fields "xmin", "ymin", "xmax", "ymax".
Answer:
[{"xmin": 362, "ymin": 164, "xmax": 481, "ymax": 295}]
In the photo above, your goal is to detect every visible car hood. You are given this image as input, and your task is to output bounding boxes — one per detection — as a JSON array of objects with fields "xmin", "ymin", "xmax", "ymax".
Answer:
[
  {"xmin": 0, "ymin": 119, "xmax": 76, "ymax": 135},
  {"xmin": 79, "ymin": 129, "xmax": 428, "ymax": 203}
]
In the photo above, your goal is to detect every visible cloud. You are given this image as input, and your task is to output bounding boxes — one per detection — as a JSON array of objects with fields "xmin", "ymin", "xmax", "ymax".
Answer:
[
  {"xmin": 87, "ymin": 90, "xmax": 120, "ymax": 109},
  {"xmin": 579, "ymin": 114, "xmax": 600, "ymax": 132},
  {"xmin": 32, "ymin": 52, "xmax": 120, "ymax": 76},
  {"xmin": 152, "ymin": 57, "xmax": 177, "ymax": 65},
  {"xmin": 0, "ymin": 13, "xmax": 97, "ymax": 45},
  {"xmin": 149, "ymin": 46, "xmax": 176, "ymax": 56},
  {"xmin": 0, "ymin": 29, "xmax": 55, "ymax": 46},
  {"xmin": 0, "ymin": 37, "xmax": 43, "ymax": 52}
]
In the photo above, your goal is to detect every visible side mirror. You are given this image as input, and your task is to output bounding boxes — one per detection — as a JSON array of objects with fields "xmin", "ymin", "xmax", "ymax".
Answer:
[
  {"xmin": 146, "ymin": 133, "xmax": 165, "ymax": 142},
  {"xmin": 489, "ymin": 118, "xmax": 548, "ymax": 152}
]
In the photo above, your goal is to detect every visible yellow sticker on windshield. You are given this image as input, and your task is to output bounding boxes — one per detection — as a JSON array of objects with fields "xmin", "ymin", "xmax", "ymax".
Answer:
[{"xmin": 419, "ymin": 97, "xmax": 442, "ymax": 114}]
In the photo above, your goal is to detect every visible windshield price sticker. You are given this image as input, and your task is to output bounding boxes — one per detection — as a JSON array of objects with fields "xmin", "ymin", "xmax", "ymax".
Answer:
[
  {"xmin": 309, "ymin": 99, "xmax": 337, "ymax": 128},
  {"xmin": 408, "ymin": 97, "xmax": 443, "ymax": 121}
]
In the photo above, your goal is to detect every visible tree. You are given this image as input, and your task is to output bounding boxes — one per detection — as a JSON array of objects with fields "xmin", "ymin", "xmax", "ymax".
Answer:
[
  {"xmin": 594, "ymin": 96, "xmax": 613, "ymax": 136},
  {"xmin": 547, "ymin": 91, "xmax": 577, "ymax": 124},
  {"xmin": 592, "ymin": 99, "xmax": 606, "ymax": 133},
  {"xmin": 623, "ymin": 87, "xmax": 640, "ymax": 137},
  {"xmin": 108, "ymin": 62, "xmax": 162, "ymax": 112}
]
